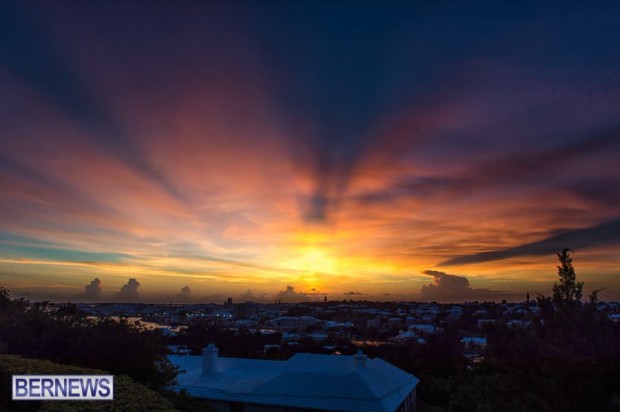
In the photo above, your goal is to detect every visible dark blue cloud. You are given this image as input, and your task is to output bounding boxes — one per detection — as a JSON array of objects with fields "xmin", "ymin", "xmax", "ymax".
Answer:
[
  {"xmin": 351, "ymin": 124, "xmax": 620, "ymax": 206},
  {"xmin": 441, "ymin": 217, "xmax": 620, "ymax": 266}
]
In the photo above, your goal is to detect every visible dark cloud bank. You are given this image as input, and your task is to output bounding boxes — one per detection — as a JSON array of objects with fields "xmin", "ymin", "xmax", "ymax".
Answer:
[
  {"xmin": 420, "ymin": 270, "xmax": 516, "ymax": 302},
  {"xmin": 441, "ymin": 217, "xmax": 620, "ymax": 266}
]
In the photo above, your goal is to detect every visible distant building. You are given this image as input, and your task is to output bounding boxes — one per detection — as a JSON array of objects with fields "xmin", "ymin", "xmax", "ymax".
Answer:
[
  {"xmin": 477, "ymin": 319, "xmax": 496, "ymax": 329},
  {"xmin": 408, "ymin": 324, "xmax": 440, "ymax": 335},
  {"xmin": 308, "ymin": 332, "xmax": 328, "ymax": 342},
  {"xmin": 387, "ymin": 317, "xmax": 403, "ymax": 328},
  {"xmin": 235, "ymin": 303, "xmax": 260, "ymax": 319},
  {"xmin": 461, "ymin": 337, "xmax": 487, "ymax": 350},
  {"xmin": 168, "ymin": 344, "xmax": 419, "ymax": 412},
  {"xmin": 210, "ymin": 308, "xmax": 234, "ymax": 319},
  {"xmin": 167, "ymin": 345, "xmax": 191, "ymax": 355},
  {"xmin": 389, "ymin": 330, "xmax": 417, "ymax": 343},
  {"xmin": 274, "ymin": 316, "xmax": 321, "ymax": 331},
  {"xmin": 366, "ymin": 317, "xmax": 383, "ymax": 329}
]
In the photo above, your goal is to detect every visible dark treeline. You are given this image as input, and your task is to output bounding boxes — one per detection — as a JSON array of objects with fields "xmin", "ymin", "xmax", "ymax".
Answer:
[
  {"xmin": 450, "ymin": 250, "xmax": 620, "ymax": 411},
  {"xmin": 177, "ymin": 321, "xmax": 283, "ymax": 358},
  {"xmin": 375, "ymin": 249, "xmax": 620, "ymax": 411},
  {"xmin": 0, "ymin": 291, "xmax": 176, "ymax": 390}
]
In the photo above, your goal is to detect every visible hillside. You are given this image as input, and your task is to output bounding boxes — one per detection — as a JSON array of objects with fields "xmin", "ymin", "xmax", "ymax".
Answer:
[{"xmin": 0, "ymin": 354, "xmax": 177, "ymax": 411}]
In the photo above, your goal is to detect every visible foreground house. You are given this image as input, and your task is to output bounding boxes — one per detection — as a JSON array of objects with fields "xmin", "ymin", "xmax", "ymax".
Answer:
[{"xmin": 168, "ymin": 344, "xmax": 419, "ymax": 412}]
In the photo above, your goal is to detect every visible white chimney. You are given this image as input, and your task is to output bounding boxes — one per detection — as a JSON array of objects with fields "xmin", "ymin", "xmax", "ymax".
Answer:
[
  {"xmin": 202, "ymin": 343, "xmax": 218, "ymax": 377},
  {"xmin": 354, "ymin": 349, "xmax": 367, "ymax": 368}
]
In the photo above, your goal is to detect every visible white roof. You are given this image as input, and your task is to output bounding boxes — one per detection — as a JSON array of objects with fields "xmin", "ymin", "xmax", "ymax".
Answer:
[
  {"xmin": 461, "ymin": 337, "xmax": 487, "ymax": 345},
  {"xmin": 169, "ymin": 352, "xmax": 419, "ymax": 412},
  {"xmin": 408, "ymin": 324, "xmax": 437, "ymax": 333}
]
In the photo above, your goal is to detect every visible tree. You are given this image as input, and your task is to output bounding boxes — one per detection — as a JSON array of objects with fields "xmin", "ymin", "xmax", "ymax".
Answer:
[
  {"xmin": 0, "ymin": 288, "xmax": 176, "ymax": 390},
  {"xmin": 551, "ymin": 248, "xmax": 583, "ymax": 306},
  {"xmin": 588, "ymin": 288, "xmax": 605, "ymax": 306}
]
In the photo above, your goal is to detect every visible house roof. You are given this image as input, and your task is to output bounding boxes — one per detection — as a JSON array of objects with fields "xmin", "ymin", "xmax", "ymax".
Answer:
[{"xmin": 169, "ymin": 352, "xmax": 419, "ymax": 412}]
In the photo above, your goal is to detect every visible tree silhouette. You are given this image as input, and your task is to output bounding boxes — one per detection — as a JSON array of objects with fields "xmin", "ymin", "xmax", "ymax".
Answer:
[
  {"xmin": 0, "ymin": 288, "xmax": 176, "ymax": 390},
  {"xmin": 551, "ymin": 248, "xmax": 583, "ymax": 306},
  {"xmin": 588, "ymin": 288, "xmax": 605, "ymax": 306}
]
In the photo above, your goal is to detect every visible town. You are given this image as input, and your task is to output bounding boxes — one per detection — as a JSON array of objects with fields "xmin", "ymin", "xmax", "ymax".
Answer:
[
  {"xmin": 76, "ymin": 298, "xmax": 620, "ymax": 363},
  {"xmin": 3, "ymin": 276, "xmax": 620, "ymax": 411}
]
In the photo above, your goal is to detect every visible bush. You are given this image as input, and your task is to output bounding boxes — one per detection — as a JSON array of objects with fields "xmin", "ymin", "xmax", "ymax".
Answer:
[{"xmin": 0, "ymin": 354, "xmax": 177, "ymax": 411}]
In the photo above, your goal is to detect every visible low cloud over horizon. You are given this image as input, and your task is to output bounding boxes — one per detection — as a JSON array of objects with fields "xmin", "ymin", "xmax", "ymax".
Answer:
[
  {"xmin": 118, "ymin": 278, "xmax": 140, "ymax": 302},
  {"xmin": 177, "ymin": 285, "xmax": 191, "ymax": 302},
  {"xmin": 275, "ymin": 286, "xmax": 323, "ymax": 303},
  {"xmin": 420, "ymin": 270, "xmax": 514, "ymax": 302},
  {"xmin": 82, "ymin": 278, "xmax": 102, "ymax": 300}
]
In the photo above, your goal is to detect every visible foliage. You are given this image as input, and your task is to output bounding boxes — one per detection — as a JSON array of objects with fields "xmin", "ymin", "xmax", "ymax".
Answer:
[
  {"xmin": 160, "ymin": 389, "xmax": 215, "ymax": 412},
  {"xmin": 416, "ymin": 249, "xmax": 620, "ymax": 411},
  {"xmin": 0, "ymin": 288, "xmax": 177, "ymax": 390},
  {"xmin": 177, "ymin": 320, "xmax": 281, "ymax": 357},
  {"xmin": 450, "ymin": 363, "xmax": 564, "ymax": 412},
  {"xmin": 588, "ymin": 287, "xmax": 605, "ymax": 305},
  {"xmin": 449, "ymin": 358, "xmax": 619, "ymax": 412},
  {"xmin": 359, "ymin": 326, "xmax": 464, "ymax": 408},
  {"xmin": 472, "ymin": 249, "xmax": 620, "ymax": 412},
  {"xmin": 551, "ymin": 248, "xmax": 583, "ymax": 306}
]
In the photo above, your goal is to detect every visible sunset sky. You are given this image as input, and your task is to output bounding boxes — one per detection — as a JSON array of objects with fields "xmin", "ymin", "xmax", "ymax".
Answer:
[{"xmin": 1, "ymin": 1, "xmax": 619, "ymax": 303}]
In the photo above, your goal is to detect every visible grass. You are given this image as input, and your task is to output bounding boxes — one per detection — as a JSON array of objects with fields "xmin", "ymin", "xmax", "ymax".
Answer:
[{"xmin": 0, "ymin": 354, "xmax": 178, "ymax": 411}]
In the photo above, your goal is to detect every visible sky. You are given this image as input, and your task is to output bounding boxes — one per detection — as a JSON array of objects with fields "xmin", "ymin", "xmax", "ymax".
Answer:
[{"xmin": 1, "ymin": 1, "xmax": 619, "ymax": 303}]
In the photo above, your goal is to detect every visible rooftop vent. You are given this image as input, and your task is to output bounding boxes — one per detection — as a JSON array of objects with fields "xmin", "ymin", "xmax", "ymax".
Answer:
[
  {"xmin": 202, "ymin": 343, "xmax": 218, "ymax": 377},
  {"xmin": 354, "ymin": 349, "xmax": 367, "ymax": 368}
]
